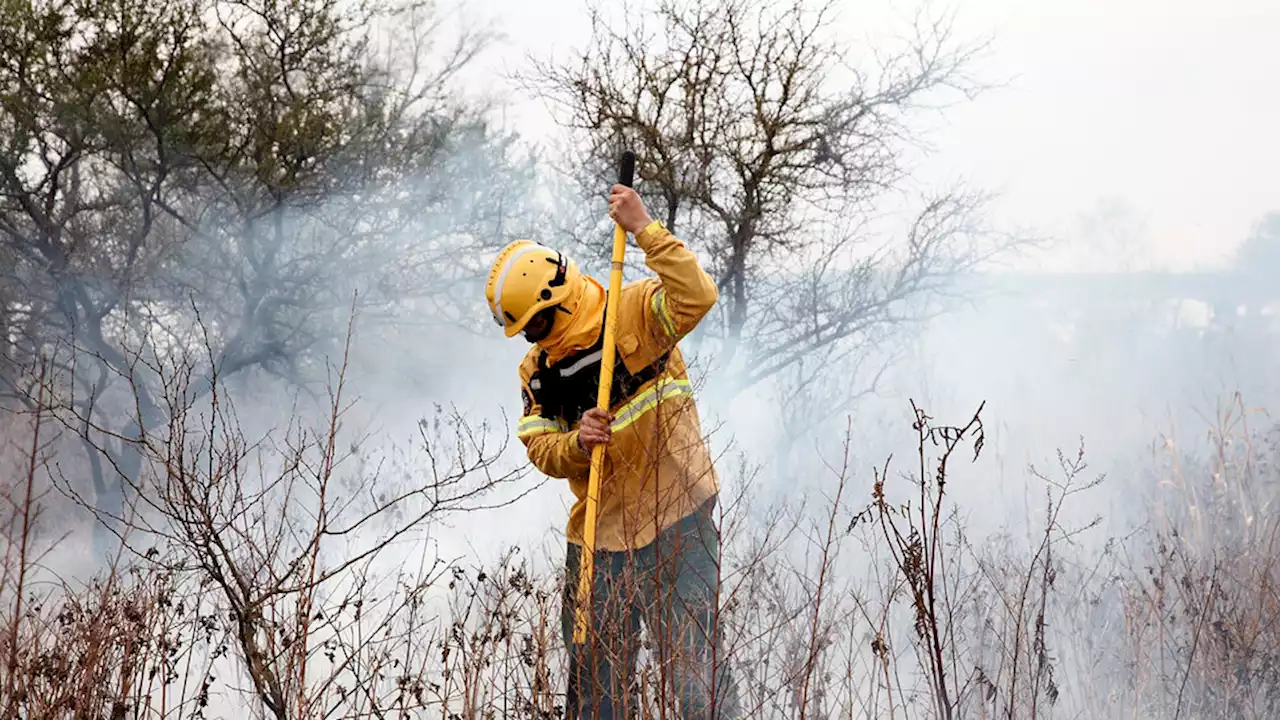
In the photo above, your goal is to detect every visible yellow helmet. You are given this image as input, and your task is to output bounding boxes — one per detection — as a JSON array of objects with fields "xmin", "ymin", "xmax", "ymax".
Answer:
[{"xmin": 485, "ymin": 240, "xmax": 581, "ymax": 337}]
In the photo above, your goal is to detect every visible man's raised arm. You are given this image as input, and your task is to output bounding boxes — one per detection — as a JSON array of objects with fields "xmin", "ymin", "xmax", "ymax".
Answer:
[{"xmin": 609, "ymin": 185, "xmax": 719, "ymax": 342}]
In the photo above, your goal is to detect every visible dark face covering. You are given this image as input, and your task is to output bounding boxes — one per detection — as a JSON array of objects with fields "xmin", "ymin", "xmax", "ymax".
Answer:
[
  {"xmin": 526, "ymin": 273, "xmax": 605, "ymax": 365},
  {"xmin": 522, "ymin": 306, "xmax": 557, "ymax": 343}
]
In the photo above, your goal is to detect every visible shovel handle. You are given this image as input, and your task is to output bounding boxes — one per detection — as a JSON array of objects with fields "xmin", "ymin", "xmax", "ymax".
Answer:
[{"xmin": 572, "ymin": 150, "xmax": 636, "ymax": 645}]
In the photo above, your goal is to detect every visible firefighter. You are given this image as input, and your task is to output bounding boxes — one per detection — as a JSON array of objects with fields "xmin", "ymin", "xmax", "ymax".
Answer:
[{"xmin": 485, "ymin": 185, "xmax": 739, "ymax": 719}]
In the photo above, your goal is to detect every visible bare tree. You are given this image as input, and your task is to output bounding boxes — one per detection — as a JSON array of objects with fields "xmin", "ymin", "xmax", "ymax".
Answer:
[
  {"xmin": 0, "ymin": 0, "xmax": 224, "ymax": 554},
  {"xmin": 523, "ymin": 0, "xmax": 1022, "ymax": 435},
  {"xmin": 0, "ymin": 0, "xmax": 537, "ymax": 556},
  {"xmin": 153, "ymin": 0, "xmax": 536, "ymax": 386},
  {"xmin": 49, "ymin": 317, "xmax": 533, "ymax": 719}
]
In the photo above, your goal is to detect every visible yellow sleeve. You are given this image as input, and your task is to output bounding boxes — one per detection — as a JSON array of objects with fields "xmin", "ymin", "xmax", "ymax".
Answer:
[
  {"xmin": 634, "ymin": 220, "xmax": 719, "ymax": 341},
  {"xmin": 516, "ymin": 367, "xmax": 591, "ymax": 480}
]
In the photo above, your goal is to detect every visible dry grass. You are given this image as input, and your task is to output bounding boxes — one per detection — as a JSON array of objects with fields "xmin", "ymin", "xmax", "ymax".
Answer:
[
  {"xmin": 4, "ymin": 344, "xmax": 1280, "ymax": 719},
  {"xmin": 1111, "ymin": 393, "xmax": 1280, "ymax": 718}
]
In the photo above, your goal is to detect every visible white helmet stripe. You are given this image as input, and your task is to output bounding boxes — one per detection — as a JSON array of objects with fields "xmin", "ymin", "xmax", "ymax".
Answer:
[{"xmin": 492, "ymin": 244, "xmax": 542, "ymax": 325}]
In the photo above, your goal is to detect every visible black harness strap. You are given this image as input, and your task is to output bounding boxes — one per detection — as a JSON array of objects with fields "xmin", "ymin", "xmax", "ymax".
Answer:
[{"xmin": 529, "ymin": 307, "xmax": 669, "ymax": 426}]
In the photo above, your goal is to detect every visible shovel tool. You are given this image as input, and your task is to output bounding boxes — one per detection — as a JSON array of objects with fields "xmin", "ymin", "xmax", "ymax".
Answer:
[{"xmin": 572, "ymin": 150, "xmax": 636, "ymax": 645}]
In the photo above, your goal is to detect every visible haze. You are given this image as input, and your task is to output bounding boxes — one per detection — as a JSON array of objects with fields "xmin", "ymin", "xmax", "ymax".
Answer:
[{"xmin": 3, "ymin": 0, "xmax": 1277, "ymax": 716}]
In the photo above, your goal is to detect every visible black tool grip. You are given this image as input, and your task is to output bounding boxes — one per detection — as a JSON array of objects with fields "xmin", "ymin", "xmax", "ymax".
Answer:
[{"xmin": 617, "ymin": 151, "xmax": 636, "ymax": 187}]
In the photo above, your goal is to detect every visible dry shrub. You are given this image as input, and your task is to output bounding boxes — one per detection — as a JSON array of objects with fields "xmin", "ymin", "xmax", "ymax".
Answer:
[
  {"xmin": 6, "ymin": 344, "xmax": 1280, "ymax": 720},
  {"xmin": 2, "ymin": 366, "xmax": 182, "ymax": 720},
  {"xmin": 1119, "ymin": 393, "xmax": 1280, "ymax": 718}
]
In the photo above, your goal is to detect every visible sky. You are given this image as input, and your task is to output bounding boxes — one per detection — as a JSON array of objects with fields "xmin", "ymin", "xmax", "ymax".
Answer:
[{"xmin": 459, "ymin": 0, "xmax": 1280, "ymax": 272}]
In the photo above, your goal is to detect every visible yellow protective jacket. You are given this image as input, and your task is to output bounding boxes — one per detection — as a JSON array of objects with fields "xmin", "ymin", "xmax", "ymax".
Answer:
[{"xmin": 515, "ymin": 220, "xmax": 720, "ymax": 552}]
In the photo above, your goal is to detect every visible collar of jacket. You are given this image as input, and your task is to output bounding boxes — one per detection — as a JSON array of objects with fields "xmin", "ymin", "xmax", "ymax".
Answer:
[{"xmin": 536, "ymin": 273, "xmax": 605, "ymax": 365}]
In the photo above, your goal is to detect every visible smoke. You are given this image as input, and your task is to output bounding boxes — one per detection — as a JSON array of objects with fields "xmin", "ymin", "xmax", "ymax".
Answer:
[{"xmin": 4, "ymin": 1, "xmax": 1280, "ymax": 717}]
